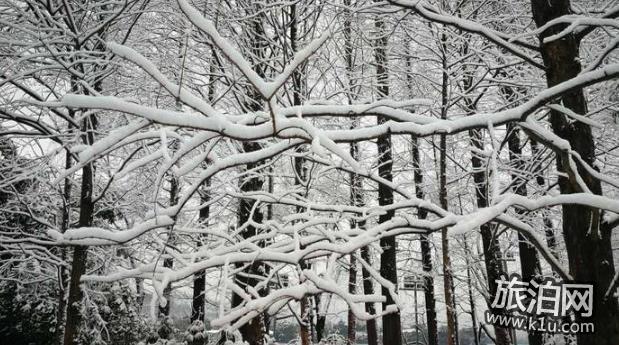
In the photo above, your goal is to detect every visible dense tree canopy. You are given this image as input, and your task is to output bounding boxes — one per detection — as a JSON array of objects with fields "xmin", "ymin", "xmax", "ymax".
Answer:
[{"xmin": 1, "ymin": 0, "xmax": 618, "ymax": 345}]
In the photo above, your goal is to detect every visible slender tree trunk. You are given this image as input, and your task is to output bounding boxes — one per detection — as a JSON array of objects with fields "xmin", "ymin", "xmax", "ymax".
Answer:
[
  {"xmin": 347, "ymin": 127, "xmax": 360, "ymax": 345},
  {"xmin": 192, "ymin": 177, "xmax": 210, "ymax": 323},
  {"xmin": 360, "ymin": 246, "xmax": 378, "ymax": 345},
  {"xmin": 315, "ymin": 293, "xmax": 326, "ymax": 343},
  {"xmin": 468, "ymin": 126, "xmax": 512, "ymax": 345},
  {"xmin": 191, "ymin": 31, "xmax": 218, "ymax": 324},
  {"xmin": 347, "ymin": 253, "xmax": 357, "ymax": 345},
  {"xmin": 289, "ymin": 5, "xmax": 313, "ymax": 343},
  {"xmin": 230, "ymin": 4, "xmax": 271, "ymax": 343},
  {"xmin": 459, "ymin": 56, "xmax": 511, "ymax": 344},
  {"xmin": 159, "ymin": 172, "xmax": 178, "ymax": 321},
  {"xmin": 412, "ymin": 136, "xmax": 439, "ymax": 345},
  {"xmin": 55, "ymin": 151, "xmax": 72, "ymax": 345},
  {"xmin": 438, "ymin": 29, "xmax": 458, "ymax": 345},
  {"xmin": 232, "ymin": 141, "xmax": 266, "ymax": 345},
  {"xmin": 343, "ymin": 2, "xmax": 361, "ymax": 344},
  {"xmin": 530, "ymin": 139, "xmax": 558, "ymax": 256},
  {"xmin": 462, "ymin": 238, "xmax": 480, "ymax": 345},
  {"xmin": 405, "ymin": 19, "xmax": 438, "ymax": 344},
  {"xmin": 506, "ymin": 122, "xmax": 543, "ymax": 345},
  {"xmin": 531, "ymin": 1, "xmax": 619, "ymax": 344}
]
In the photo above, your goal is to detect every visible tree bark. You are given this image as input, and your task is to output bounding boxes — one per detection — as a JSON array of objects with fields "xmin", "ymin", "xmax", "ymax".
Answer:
[
  {"xmin": 191, "ymin": 31, "xmax": 218, "ymax": 324},
  {"xmin": 438, "ymin": 29, "xmax": 459, "ymax": 345},
  {"xmin": 459, "ymin": 51, "xmax": 510, "ymax": 344},
  {"xmin": 412, "ymin": 136, "xmax": 439, "ymax": 345},
  {"xmin": 347, "ymin": 253, "xmax": 357, "ymax": 345},
  {"xmin": 373, "ymin": 4, "xmax": 402, "ymax": 345},
  {"xmin": 230, "ymin": 3, "xmax": 271, "ymax": 343},
  {"xmin": 462, "ymin": 238, "xmax": 480, "ymax": 345},
  {"xmin": 289, "ymin": 5, "xmax": 313, "ymax": 343},
  {"xmin": 531, "ymin": 1, "xmax": 619, "ymax": 344},
  {"xmin": 468, "ymin": 126, "xmax": 512, "ymax": 345},
  {"xmin": 315, "ymin": 292, "xmax": 327, "ymax": 343},
  {"xmin": 159, "ymin": 170, "xmax": 178, "ymax": 321},
  {"xmin": 55, "ymin": 151, "xmax": 72, "ymax": 345},
  {"xmin": 231, "ymin": 141, "xmax": 266, "ymax": 345},
  {"xmin": 191, "ymin": 177, "xmax": 210, "ymax": 323},
  {"xmin": 63, "ymin": 115, "xmax": 96, "ymax": 345}
]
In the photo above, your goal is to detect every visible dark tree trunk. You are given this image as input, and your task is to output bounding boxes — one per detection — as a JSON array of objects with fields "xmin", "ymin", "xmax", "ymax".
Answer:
[
  {"xmin": 230, "ymin": 3, "xmax": 272, "ymax": 342},
  {"xmin": 460, "ymin": 53, "xmax": 510, "ymax": 343},
  {"xmin": 531, "ymin": 1, "xmax": 619, "ymax": 344},
  {"xmin": 347, "ymin": 253, "xmax": 357, "ymax": 345},
  {"xmin": 289, "ymin": 5, "xmax": 313, "ymax": 343},
  {"xmin": 361, "ymin": 246, "xmax": 379, "ymax": 345},
  {"xmin": 468, "ymin": 126, "xmax": 512, "ymax": 345},
  {"xmin": 192, "ymin": 177, "xmax": 210, "ymax": 323},
  {"xmin": 63, "ymin": 115, "xmax": 96, "ymax": 345},
  {"xmin": 55, "ymin": 151, "xmax": 72, "ymax": 345},
  {"xmin": 231, "ymin": 142, "xmax": 266, "ymax": 345},
  {"xmin": 412, "ymin": 136, "xmax": 439, "ymax": 345},
  {"xmin": 315, "ymin": 292, "xmax": 326, "ymax": 343},
  {"xmin": 348, "ymin": 136, "xmax": 361, "ymax": 345},
  {"xmin": 191, "ymin": 36, "xmax": 217, "ymax": 324},
  {"xmin": 374, "ymin": 6, "xmax": 402, "ymax": 345},
  {"xmin": 462, "ymin": 238, "xmax": 480, "ymax": 345},
  {"xmin": 439, "ymin": 30, "xmax": 458, "ymax": 345},
  {"xmin": 159, "ymin": 173, "xmax": 178, "ymax": 320}
]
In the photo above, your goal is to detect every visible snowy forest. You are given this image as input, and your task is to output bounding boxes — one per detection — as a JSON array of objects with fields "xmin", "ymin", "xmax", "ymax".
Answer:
[{"xmin": 0, "ymin": 0, "xmax": 618, "ymax": 345}]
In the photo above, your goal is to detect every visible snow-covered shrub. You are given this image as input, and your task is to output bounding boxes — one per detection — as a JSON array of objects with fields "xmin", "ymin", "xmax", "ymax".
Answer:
[
  {"xmin": 0, "ymin": 280, "xmax": 57, "ymax": 345},
  {"xmin": 77, "ymin": 281, "xmax": 149, "ymax": 345}
]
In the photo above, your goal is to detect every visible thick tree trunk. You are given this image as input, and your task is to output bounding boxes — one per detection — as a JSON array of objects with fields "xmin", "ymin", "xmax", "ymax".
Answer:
[
  {"xmin": 531, "ymin": 1, "xmax": 619, "ymax": 344},
  {"xmin": 63, "ymin": 116, "xmax": 96, "ymax": 345},
  {"xmin": 374, "ymin": 7, "xmax": 402, "ymax": 343},
  {"xmin": 412, "ymin": 136, "xmax": 439, "ymax": 345}
]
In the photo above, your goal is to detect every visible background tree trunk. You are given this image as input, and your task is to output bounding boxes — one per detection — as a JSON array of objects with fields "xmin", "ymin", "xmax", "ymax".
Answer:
[
  {"xmin": 191, "ymin": 177, "xmax": 210, "ymax": 323},
  {"xmin": 412, "ymin": 136, "xmax": 439, "ymax": 345},
  {"xmin": 506, "ymin": 122, "xmax": 543, "ymax": 345},
  {"xmin": 439, "ymin": 29, "xmax": 459, "ymax": 345},
  {"xmin": 55, "ymin": 151, "xmax": 72, "ymax": 345}
]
